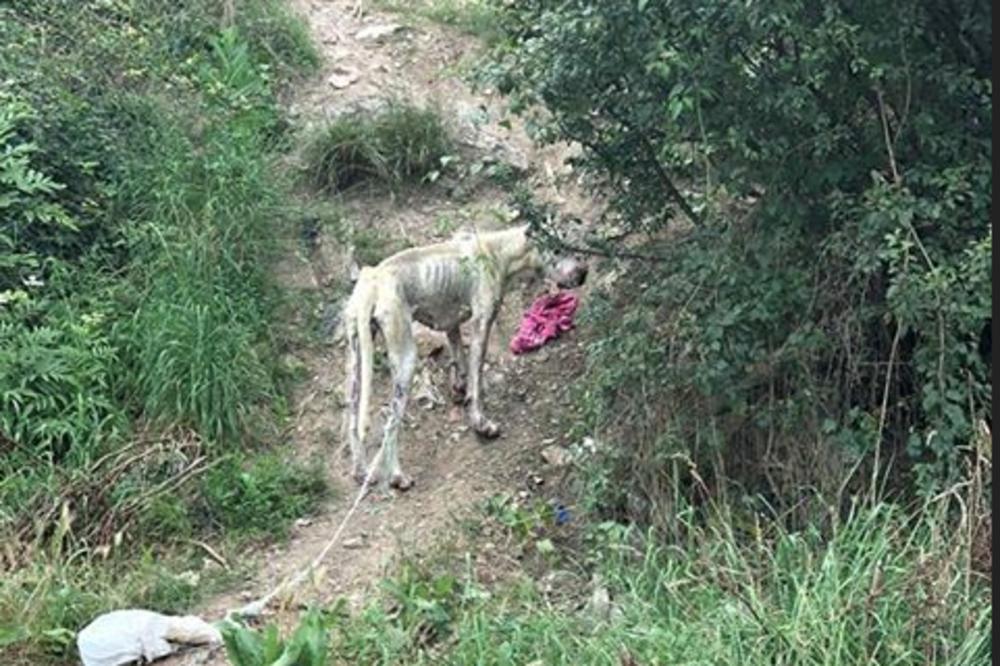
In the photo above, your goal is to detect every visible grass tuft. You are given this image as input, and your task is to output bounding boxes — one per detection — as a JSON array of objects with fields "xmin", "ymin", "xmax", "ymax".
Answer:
[
  {"xmin": 373, "ymin": 0, "xmax": 499, "ymax": 41},
  {"xmin": 301, "ymin": 101, "xmax": 453, "ymax": 192}
]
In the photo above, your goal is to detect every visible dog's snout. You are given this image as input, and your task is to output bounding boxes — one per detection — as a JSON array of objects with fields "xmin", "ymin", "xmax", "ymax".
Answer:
[{"xmin": 553, "ymin": 258, "xmax": 588, "ymax": 289}]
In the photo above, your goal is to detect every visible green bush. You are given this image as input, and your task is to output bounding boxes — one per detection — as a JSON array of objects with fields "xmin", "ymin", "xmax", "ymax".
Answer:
[
  {"xmin": 482, "ymin": 0, "xmax": 992, "ymax": 515},
  {"xmin": 0, "ymin": 1, "xmax": 314, "ymax": 455},
  {"xmin": 223, "ymin": 607, "xmax": 331, "ymax": 666},
  {"xmin": 0, "ymin": 308, "xmax": 121, "ymax": 465},
  {"xmin": 198, "ymin": 452, "xmax": 328, "ymax": 537},
  {"xmin": 0, "ymin": 98, "xmax": 77, "ymax": 293},
  {"xmin": 301, "ymin": 101, "xmax": 454, "ymax": 192},
  {"xmin": 0, "ymin": 3, "xmax": 329, "ymax": 660}
]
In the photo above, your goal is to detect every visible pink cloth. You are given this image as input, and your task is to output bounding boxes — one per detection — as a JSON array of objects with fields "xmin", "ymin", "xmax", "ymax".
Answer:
[{"xmin": 509, "ymin": 291, "xmax": 580, "ymax": 355}]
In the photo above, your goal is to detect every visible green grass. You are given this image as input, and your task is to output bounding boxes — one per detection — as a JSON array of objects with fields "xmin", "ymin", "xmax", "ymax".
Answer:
[
  {"xmin": 0, "ymin": 2, "xmax": 330, "ymax": 663},
  {"xmin": 320, "ymin": 500, "xmax": 990, "ymax": 665},
  {"xmin": 373, "ymin": 0, "xmax": 499, "ymax": 41},
  {"xmin": 301, "ymin": 101, "xmax": 454, "ymax": 193},
  {"xmin": 197, "ymin": 452, "xmax": 329, "ymax": 537}
]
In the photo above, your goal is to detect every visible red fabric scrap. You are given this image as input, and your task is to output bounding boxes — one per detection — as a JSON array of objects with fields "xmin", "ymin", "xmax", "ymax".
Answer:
[{"xmin": 509, "ymin": 291, "xmax": 580, "ymax": 355}]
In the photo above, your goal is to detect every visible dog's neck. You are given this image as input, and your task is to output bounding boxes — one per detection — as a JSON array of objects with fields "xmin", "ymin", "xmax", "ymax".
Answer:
[{"xmin": 478, "ymin": 225, "xmax": 542, "ymax": 278}]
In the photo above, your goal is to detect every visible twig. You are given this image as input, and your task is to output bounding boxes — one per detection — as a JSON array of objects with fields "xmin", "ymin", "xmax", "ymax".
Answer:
[
  {"xmin": 186, "ymin": 539, "xmax": 230, "ymax": 570},
  {"xmin": 229, "ymin": 446, "xmax": 387, "ymax": 619},
  {"xmin": 875, "ymin": 88, "xmax": 902, "ymax": 185},
  {"xmin": 221, "ymin": 0, "xmax": 235, "ymax": 28},
  {"xmin": 872, "ymin": 320, "xmax": 903, "ymax": 499},
  {"xmin": 540, "ymin": 226, "xmax": 712, "ymax": 263}
]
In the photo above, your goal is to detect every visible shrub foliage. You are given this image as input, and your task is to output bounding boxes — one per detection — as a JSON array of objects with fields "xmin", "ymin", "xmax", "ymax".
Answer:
[
  {"xmin": 0, "ymin": 3, "xmax": 327, "ymax": 659},
  {"xmin": 483, "ymin": 0, "xmax": 991, "ymax": 518}
]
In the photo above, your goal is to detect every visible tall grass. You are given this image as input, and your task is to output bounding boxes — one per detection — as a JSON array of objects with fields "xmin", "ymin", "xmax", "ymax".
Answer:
[
  {"xmin": 114, "ymin": 83, "xmax": 284, "ymax": 443},
  {"xmin": 0, "ymin": 2, "xmax": 329, "ymax": 662},
  {"xmin": 326, "ymin": 500, "xmax": 991, "ymax": 665},
  {"xmin": 301, "ymin": 101, "xmax": 453, "ymax": 192}
]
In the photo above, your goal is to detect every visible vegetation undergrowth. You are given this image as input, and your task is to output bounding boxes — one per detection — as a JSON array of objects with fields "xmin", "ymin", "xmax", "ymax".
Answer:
[
  {"xmin": 300, "ymin": 101, "xmax": 454, "ymax": 193},
  {"xmin": 480, "ymin": 0, "xmax": 991, "ymax": 517},
  {"xmin": 372, "ymin": 0, "xmax": 500, "ymax": 42},
  {"xmin": 1, "ymin": 0, "xmax": 991, "ymax": 664},
  {"xmin": 240, "ymin": 0, "xmax": 990, "ymax": 663},
  {"xmin": 226, "ymin": 486, "xmax": 990, "ymax": 666},
  {"xmin": 0, "ymin": 2, "xmax": 328, "ymax": 662}
]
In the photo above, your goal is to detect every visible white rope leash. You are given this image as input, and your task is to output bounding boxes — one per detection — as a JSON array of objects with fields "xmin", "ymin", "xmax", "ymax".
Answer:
[{"xmin": 226, "ymin": 447, "xmax": 385, "ymax": 621}]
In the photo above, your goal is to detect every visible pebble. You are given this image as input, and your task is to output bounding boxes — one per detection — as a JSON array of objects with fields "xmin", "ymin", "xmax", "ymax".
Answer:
[{"xmin": 356, "ymin": 23, "xmax": 403, "ymax": 41}]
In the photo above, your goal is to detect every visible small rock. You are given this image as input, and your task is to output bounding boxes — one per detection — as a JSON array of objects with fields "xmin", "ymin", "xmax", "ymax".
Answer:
[
  {"xmin": 585, "ymin": 574, "xmax": 620, "ymax": 625},
  {"xmin": 414, "ymin": 323, "xmax": 447, "ymax": 358},
  {"xmin": 413, "ymin": 366, "xmax": 443, "ymax": 409},
  {"xmin": 343, "ymin": 537, "xmax": 366, "ymax": 550},
  {"xmin": 580, "ymin": 436, "xmax": 600, "ymax": 454},
  {"xmin": 355, "ymin": 23, "xmax": 403, "ymax": 41},
  {"xmin": 328, "ymin": 65, "xmax": 359, "ymax": 89},
  {"xmin": 541, "ymin": 445, "xmax": 572, "ymax": 468},
  {"xmin": 295, "ymin": 518, "xmax": 313, "ymax": 528}
]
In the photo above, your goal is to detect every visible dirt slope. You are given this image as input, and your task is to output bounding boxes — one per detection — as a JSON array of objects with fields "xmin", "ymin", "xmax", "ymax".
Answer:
[{"xmin": 166, "ymin": 2, "xmax": 593, "ymax": 661}]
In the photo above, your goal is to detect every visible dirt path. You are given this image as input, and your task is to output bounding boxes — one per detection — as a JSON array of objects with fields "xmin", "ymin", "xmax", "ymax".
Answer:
[{"xmin": 167, "ymin": 2, "xmax": 592, "ymax": 662}]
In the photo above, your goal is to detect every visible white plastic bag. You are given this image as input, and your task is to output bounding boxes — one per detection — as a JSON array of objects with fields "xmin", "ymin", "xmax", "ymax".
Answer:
[{"xmin": 77, "ymin": 609, "xmax": 222, "ymax": 666}]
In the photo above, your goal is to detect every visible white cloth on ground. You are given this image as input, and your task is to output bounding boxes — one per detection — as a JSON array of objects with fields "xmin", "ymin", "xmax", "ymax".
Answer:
[{"xmin": 77, "ymin": 609, "xmax": 222, "ymax": 666}]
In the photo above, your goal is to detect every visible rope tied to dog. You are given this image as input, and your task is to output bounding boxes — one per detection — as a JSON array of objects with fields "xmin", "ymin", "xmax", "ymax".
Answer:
[{"xmin": 226, "ymin": 447, "xmax": 385, "ymax": 621}]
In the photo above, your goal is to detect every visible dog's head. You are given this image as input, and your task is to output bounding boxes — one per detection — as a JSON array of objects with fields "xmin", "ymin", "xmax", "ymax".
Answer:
[
  {"xmin": 545, "ymin": 254, "xmax": 589, "ymax": 288},
  {"xmin": 522, "ymin": 225, "xmax": 589, "ymax": 289}
]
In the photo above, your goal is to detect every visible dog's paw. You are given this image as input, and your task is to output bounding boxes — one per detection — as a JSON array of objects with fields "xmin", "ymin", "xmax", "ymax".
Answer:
[
  {"xmin": 474, "ymin": 419, "xmax": 501, "ymax": 439},
  {"xmin": 390, "ymin": 473, "xmax": 414, "ymax": 491}
]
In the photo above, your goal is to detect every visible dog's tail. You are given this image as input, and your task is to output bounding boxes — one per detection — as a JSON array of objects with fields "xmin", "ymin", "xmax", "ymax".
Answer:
[{"xmin": 343, "ymin": 267, "xmax": 378, "ymax": 448}]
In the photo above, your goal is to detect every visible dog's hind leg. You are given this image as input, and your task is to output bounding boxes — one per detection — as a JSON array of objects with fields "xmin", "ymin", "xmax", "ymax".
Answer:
[
  {"xmin": 376, "ymin": 305, "xmax": 417, "ymax": 491},
  {"xmin": 446, "ymin": 326, "xmax": 467, "ymax": 403},
  {"xmin": 345, "ymin": 330, "xmax": 367, "ymax": 483}
]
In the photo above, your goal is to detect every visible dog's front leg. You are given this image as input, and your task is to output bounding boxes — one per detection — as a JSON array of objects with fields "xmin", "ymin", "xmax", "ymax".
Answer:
[{"xmin": 466, "ymin": 309, "xmax": 500, "ymax": 439}]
